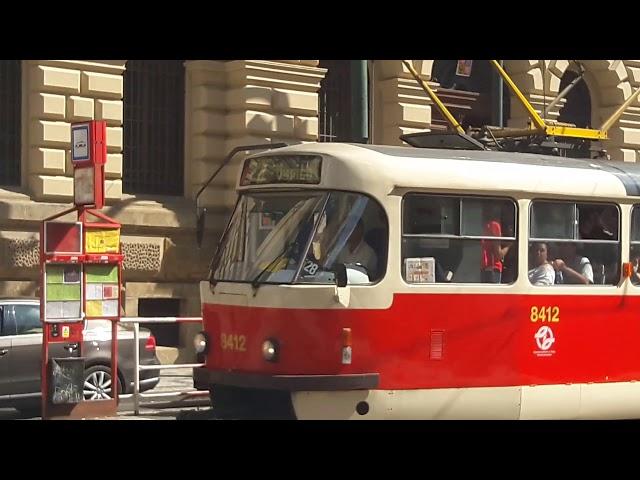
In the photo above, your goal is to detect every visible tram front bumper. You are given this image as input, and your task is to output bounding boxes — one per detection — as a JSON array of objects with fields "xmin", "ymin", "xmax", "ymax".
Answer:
[{"xmin": 193, "ymin": 367, "xmax": 379, "ymax": 391}]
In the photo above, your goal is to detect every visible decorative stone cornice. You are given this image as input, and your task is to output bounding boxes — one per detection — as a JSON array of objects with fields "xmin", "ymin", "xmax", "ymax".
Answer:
[
  {"xmin": 225, "ymin": 60, "xmax": 326, "ymax": 92},
  {"xmin": 32, "ymin": 60, "xmax": 126, "ymax": 74}
]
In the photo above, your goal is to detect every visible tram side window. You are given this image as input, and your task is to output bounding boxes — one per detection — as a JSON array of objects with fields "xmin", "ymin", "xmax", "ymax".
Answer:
[
  {"xmin": 630, "ymin": 206, "xmax": 640, "ymax": 285},
  {"xmin": 529, "ymin": 201, "xmax": 620, "ymax": 286},
  {"xmin": 401, "ymin": 194, "xmax": 517, "ymax": 284}
]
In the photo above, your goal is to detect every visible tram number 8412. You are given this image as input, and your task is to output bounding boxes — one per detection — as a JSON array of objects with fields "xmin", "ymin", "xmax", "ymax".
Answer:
[
  {"xmin": 530, "ymin": 306, "xmax": 560, "ymax": 323},
  {"xmin": 221, "ymin": 333, "xmax": 247, "ymax": 352}
]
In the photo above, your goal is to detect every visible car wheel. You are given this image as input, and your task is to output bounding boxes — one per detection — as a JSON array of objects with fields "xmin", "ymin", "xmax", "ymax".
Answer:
[{"xmin": 83, "ymin": 365, "xmax": 123, "ymax": 400}]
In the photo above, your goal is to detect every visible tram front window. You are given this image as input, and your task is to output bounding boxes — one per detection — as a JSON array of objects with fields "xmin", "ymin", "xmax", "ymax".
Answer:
[
  {"xmin": 211, "ymin": 192, "xmax": 326, "ymax": 284},
  {"xmin": 211, "ymin": 191, "xmax": 388, "ymax": 285},
  {"xmin": 299, "ymin": 192, "xmax": 387, "ymax": 284}
]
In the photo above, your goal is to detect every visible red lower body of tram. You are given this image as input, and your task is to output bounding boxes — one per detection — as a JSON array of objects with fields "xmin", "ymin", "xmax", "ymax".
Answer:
[{"xmin": 194, "ymin": 293, "xmax": 640, "ymax": 419}]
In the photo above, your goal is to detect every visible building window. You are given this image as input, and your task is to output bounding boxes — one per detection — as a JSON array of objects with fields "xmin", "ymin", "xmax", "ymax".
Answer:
[
  {"xmin": 318, "ymin": 61, "xmax": 352, "ymax": 142},
  {"xmin": 557, "ymin": 69, "xmax": 591, "ymax": 128},
  {"xmin": 430, "ymin": 60, "xmax": 510, "ymax": 130},
  {"xmin": 0, "ymin": 61, "xmax": 21, "ymax": 186},
  {"xmin": 138, "ymin": 298, "xmax": 181, "ymax": 347},
  {"xmin": 123, "ymin": 60, "xmax": 185, "ymax": 195}
]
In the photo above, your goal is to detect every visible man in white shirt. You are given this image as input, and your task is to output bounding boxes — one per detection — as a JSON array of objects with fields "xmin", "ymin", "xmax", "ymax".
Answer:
[
  {"xmin": 336, "ymin": 221, "xmax": 377, "ymax": 279},
  {"xmin": 552, "ymin": 243, "xmax": 593, "ymax": 285}
]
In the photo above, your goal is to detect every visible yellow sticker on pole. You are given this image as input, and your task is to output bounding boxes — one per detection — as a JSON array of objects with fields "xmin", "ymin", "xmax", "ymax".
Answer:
[{"xmin": 85, "ymin": 228, "xmax": 120, "ymax": 253}]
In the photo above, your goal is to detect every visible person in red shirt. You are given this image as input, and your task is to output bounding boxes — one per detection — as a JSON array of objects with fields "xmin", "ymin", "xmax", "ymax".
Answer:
[{"xmin": 481, "ymin": 211, "xmax": 510, "ymax": 283}]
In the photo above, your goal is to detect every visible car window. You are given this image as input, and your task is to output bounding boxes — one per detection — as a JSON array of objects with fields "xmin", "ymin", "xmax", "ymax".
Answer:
[
  {"xmin": 1, "ymin": 305, "xmax": 17, "ymax": 336},
  {"xmin": 14, "ymin": 304, "xmax": 42, "ymax": 335}
]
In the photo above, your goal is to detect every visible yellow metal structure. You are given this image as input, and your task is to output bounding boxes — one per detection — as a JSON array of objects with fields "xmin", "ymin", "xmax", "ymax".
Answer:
[
  {"xmin": 489, "ymin": 60, "xmax": 547, "ymax": 131},
  {"xmin": 403, "ymin": 59, "xmax": 640, "ymax": 145},
  {"xmin": 489, "ymin": 60, "xmax": 609, "ymax": 141}
]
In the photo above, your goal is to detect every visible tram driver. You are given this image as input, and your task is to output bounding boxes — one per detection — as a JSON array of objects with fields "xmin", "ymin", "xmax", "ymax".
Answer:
[{"xmin": 336, "ymin": 219, "xmax": 378, "ymax": 282}]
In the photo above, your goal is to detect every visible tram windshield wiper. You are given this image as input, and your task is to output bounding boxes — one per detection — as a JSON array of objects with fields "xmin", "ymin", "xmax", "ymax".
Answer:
[{"xmin": 250, "ymin": 239, "xmax": 297, "ymax": 291}]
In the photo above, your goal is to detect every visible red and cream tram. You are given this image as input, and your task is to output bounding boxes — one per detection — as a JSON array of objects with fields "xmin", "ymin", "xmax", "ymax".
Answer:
[{"xmin": 193, "ymin": 141, "xmax": 640, "ymax": 419}]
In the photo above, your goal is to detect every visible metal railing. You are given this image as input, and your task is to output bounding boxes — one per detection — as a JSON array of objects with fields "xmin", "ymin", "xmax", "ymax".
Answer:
[{"xmin": 119, "ymin": 316, "xmax": 207, "ymax": 415}]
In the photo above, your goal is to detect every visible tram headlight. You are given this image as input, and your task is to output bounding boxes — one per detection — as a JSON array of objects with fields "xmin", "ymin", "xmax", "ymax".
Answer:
[
  {"xmin": 194, "ymin": 331, "xmax": 209, "ymax": 354},
  {"xmin": 262, "ymin": 338, "xmax": 280, "ymax": 362}
]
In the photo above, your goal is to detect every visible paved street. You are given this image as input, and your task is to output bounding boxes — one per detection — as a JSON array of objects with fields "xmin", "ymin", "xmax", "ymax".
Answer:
[{"xmin": 0, "ymin": 367, "xmax": 211, "ymax": 420}]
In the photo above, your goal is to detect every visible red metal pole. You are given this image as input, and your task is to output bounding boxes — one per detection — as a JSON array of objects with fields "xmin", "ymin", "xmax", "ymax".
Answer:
[{"xmin": 40, "ymin": 222, "xmax": 48, "ymax": 419}]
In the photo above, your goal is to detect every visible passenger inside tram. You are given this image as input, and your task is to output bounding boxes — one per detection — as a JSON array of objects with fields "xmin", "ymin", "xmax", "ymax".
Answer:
[
  {"xmin": 630, "ymin": 246, "xmax": 640, "ymax": 286},
  {"xmin": 552, "ymin": 242, "xmax": 594, "ymax": 285},
  {"xmin": 577, "ymin": 205, "xmax": 619, "ymax": 284},
  {"xmin": 480, "ymin": 207, "xmax": 506, "ymax": 284},
  {"xmin": 528, "ymin": 242, "xmax": 556, "ymax": 286}
]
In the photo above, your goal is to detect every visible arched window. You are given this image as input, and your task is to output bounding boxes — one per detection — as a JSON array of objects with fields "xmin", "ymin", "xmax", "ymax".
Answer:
[
  {"xmin": 557, "ymin": 70, "xmax": 591, "ymax": 129},
  {"xmin": 123, "ymin": 60, "xmax": 185, "ymax": 195},
  {"xmin": 0, "ymin": 61, "xmax": 21, "ymax": 186}
]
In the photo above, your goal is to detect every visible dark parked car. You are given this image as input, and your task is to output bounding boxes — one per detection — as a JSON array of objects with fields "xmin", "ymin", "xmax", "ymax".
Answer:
[{"xmin": 0, "ymin": 298, "xmax": 160, "ymax": 415}]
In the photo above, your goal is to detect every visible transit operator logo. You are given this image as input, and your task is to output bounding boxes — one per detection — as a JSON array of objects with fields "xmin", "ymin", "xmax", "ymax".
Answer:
[{"xmin": 534, "ymin": 326, "xmax": 556, "ymax": 357}]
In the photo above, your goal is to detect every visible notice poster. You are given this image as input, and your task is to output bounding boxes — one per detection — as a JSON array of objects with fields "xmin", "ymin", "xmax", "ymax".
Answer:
[
  {"xmin": 46, "ymin": 301, "xmax": 64, "ymax": 319},
  {"xmin": 63, "ymin": 266, "xmax": 81, "ymax": 283},
  {"xmin": 456, "ymin": 60, "xmax": 473, "ymax": 77},
  {"xmin": 102, "ymin": 300, "xmax": 119, "ymax": 317},
  {"xmin": 102, "ymin": 284, "xmax": 119, "ymax": 299},
  {"xmin": 84, "ymin": 265, "xmax": 120, "ymax": 318},
  {"xmin": 86, "ymin": 265, "xmax": 118, "ymax": 284},
  {"xmin": 47, "ymin": 284, "xmax": 81, "ymax": 301},
  {"xmin": 86, "ymin": 283, "xmax": 103, "ymax": 300},
  {"xmin": 85, "ymin": 299, "xmax": 119, "ymax": 317},
  {"xmin": 85, "ymin": 228, "xmax": 120, "ymax": 254},
  {"xmin": 62, "ymin": 301, "xmax": 81, "ymax": 318},
  {"xmin": 405, "ymin": 257, "xmax": 436, "ymax": 283},
  {"xmin": 86, "ymin": 300, "xmax": 103, "ymax": 317},
  {"xmin": 72, "ymin": 124, "xmax": 89, "ymax": 161}
]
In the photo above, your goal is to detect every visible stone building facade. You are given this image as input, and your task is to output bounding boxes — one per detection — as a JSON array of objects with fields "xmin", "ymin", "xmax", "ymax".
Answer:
[{"xmin": 1, "ymin": 59, "xmax": 639, "ymax": 359}]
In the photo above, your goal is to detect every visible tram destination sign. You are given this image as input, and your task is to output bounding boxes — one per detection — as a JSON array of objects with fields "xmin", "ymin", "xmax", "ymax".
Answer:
[{"xmin": 240, "ymin": 155, "xmax": 322, "ymax": 186}]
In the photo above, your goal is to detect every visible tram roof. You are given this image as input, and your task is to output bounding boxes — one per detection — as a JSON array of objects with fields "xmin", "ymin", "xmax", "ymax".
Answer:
[{"xmin": 247, "ymin": 142, "xmax": 640, "ymax": 199}]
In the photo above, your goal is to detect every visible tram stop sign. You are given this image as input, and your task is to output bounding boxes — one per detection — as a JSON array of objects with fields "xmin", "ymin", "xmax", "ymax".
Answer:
[{"xmin": 71, "ymin": 121, "xmax": 106, "ymax": 209}]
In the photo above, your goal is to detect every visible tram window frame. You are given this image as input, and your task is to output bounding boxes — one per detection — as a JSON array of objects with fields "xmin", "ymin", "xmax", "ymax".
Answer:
[
  {"xmin": 528, "ymin": 200, "xmax": 621, "ymax": 287},
  {"xmin": 296, "ymin": 190, "xmax": 390, "ymax": 286},
  {"xmin": 629, "ymin": 205, "xmax": 640, "ymax": 286},
  {"xmin": 210, "ymin": 189, "xmax": 390, "ymax": 286},
  {"xmin": 401, "ymin": 193, "xmax": 518, "ymax": 285}
]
